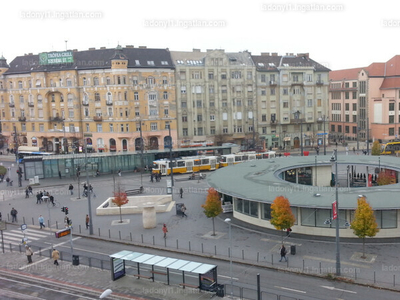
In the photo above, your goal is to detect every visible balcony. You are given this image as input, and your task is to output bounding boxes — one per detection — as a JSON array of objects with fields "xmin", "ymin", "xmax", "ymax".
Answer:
[
  {"xmin": 82, "ymin": 101, "xmax": 89, "ymax": 106},
  {"xmin": 316, "ymin": 80, "xmax": 324, "ymax": 85},
  {"xmin": 18, "ymin": 116, "xmax": 26, "ymax": 122},
  {"xmin": 93, "ymin": 116, "xmax": 103, "ymax": 122},
  {"xmin": 28, "ymin": 102, "xmax": 34, "ymax": 107},
  {"xmin": 106, "ymin": 101, "xmax": 113, "ymax": 106},
  {"xmin": 50, "ymin": 116, "xmax": 64, "ymax": 122},
  {"xmin": 291, "ymin": 81, "xmax": 304, "ymax": 86},
  {"xmin": 9, "ymin": 103, "xmax": 15, "ymax": 108},
  {"xmin": 269, "ymin": 81, "xmax": 277, "ymax": 86}
]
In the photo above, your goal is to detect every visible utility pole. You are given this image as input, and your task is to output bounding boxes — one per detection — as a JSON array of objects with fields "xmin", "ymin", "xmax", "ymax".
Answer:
[
  {"xmin": 168, "ymin": 126, "xmax": 174, "ymax": 187},
  {"xmin": 139, "ymin": 124, "xmax": 144, "ymax": 188},
  {"xmin": 84, "ymin": 134, "xmax": 93, "ymax": 235}
]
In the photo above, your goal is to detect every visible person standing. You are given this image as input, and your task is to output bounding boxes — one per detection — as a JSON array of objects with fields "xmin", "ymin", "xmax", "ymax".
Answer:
[
  {"xmin": 38, "ymin": 215, "xmax": 45, "ymax": 229},
  {"xmin": 69, "ymin": 184, "xmax": 74, "ymax": 195},
  {"xmin": 58, "ymin": 171, "xmax": 62, "ymax": 179},
  {"xmin": 118, "ymin": 170, "xmax": 121, "ymax": 177},
  {"xmin": 346, "ymin": 146, "xmax": 349, "ymax": 155},
  {"xmin": 181, "ymin": 204, "xmax": 187, "ymax": 218},
  {"xmin": 52, "ymin": 249, "xmax": 60, "ymax": 266},
  {"xmin": 49, "ymin": 195, "xmax": 54, "ymax": 206},
  {"xmin": 25, "ymin": 245, "xmax": 33, "ymax": 264},
  {"xmin": 279, "ymin": 244, "xmax": 288, "ymax": 262},
  {"xmin": 179, "ymin": 187, "xmax": 183, "ymax": 198},
  {"xmin": 162, "ymin": 224, "xmax": 168, "ymax": 239},
  {"xmin": 28, "ymin": 186, "xmax": 33, "ymax": 195},
  {"xmin": 85, "ymin": 214, "xmax": 90, "ymax": 229},
  {"xmin": 25, "ymin": 188, "xmax": 29, "ymax": 198},
  {"xmin": 10, "ymin": 207, "xmax": 17, "ymax": 223}
]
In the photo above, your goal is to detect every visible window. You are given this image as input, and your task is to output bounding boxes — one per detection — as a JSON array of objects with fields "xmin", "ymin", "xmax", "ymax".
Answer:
[
  {"xmin": 221, "ymin": 73, "xmax": 227, "ymax": 80},
  {"xmin": 164, "ymin": 108, "xmax": 169, "ymax": 116},
  {"xmin": 331, "ymin": 124, "xmax": 335, "ymax": 132},
  {"xmin": 260, "ymin": 74, "xmax": 266, "ymax": 82},
  {"xmin": 66, "ymin": 79, "xmax": 72, "ymax": 87},
  {"xmin": 283, "ymin": 88, "xmax": 288, "ymax": 95},
  {"xmin": 68, "ymin": 109, "xmax": 74, "ymax": 118},
  {"xmin": 307, "ymin": 99, "xmax": 313, "ymax": 107},
  {"xmin": 108, "ymin": 107, "xmax": 113, "ymax": 117},
  {"xmin": 39, "ymin": 124, "xmax": 44, "ymax": 132},
  {"xmin": 132, "ymin": 76, "xmax": 138, "ymax": 85},
  {"xmin": 106, "ymin": 92, "xmax": 112, "ymax": 102},
  {"xmin": 163, "ymin": 91, "xmax": 168, "ymax": 100},
  {"xmin": 95, "ymin": 93, "xmax": 100, "ymax": 101},
  {"xmin": 345, "ymin": 114, "xmax": 349, "ymax": 122},
  {"xmin": 162, "ymin": 76, "xmax": 168, "ymax": 84},
  {"xmin": 51, "ymin": 94, "xmax": 55, "ymax": 102},
  {"xmin": 148, "ymin": 94, "xmax": 157, "ymax": 101},
  {"xmin": 179, "ymin": 71, "xmax": 186, "ymax": 80},
  {"xmin": 389, "ymin": 115, "xmax": 395, "ymax": 124},
  {"xmin": 147, "ymin": 61, "xmax": 155, "ymax": 66},
  {"xmin": 135, "ymin": 107, "xmax": 139, "ymax": 116},
  {"xmin": 210, "ymin": 115, "xmax": 215, "ymax": 121},
  {"xmin": 192, "ymin": 71, "xmax": 202, "ymax": 79},
  {"xmin": 261, "ymin": 89, "xmax": 266, "ymax": 96},
  {"xmin": 134, "ymin": 92, "xmax": 139, "ymax": 101},
  {"xmin": 389, "ymin": 128, "xmax": 395, "ymax": 136},
  {"xmin": 69, "ymin": 124, "xmax": 75, "ymax": 133},
  {"xmin": 352, "ymin": 103, "xmax": 357, "ymax": 111},
  {"xmin": 248, "ymin": 99, "xmax": 253, "ymax": 106},
  {"xmin": 106, "ymin": 77, "xmax": 111, "ymax": 85},
  {"xmin": 93, "ymin": 77, "xmax": 99, "ymax": 86},
  {"xmin": 181, "ymin": 101, "xmax": 187, "ymax": 108},
  {"xmin": 197, "ymin": 115, "xmax": 202, "ymax": 122},
  {"xmin": 353, "ymin": 126, "xmax": 357, "ymax": 134},
  {"xmin": 84, "ymin": 107, "xmax": 89, "ymax": 117},
  {"xmin": 19, "ymin": 95, "xmax": 24, "ymax": 103},
  {"xmin": 345, "ymin": 92, "xmax": 349, "ymax": 99},
  {"xmin": 231, "ymin": 71, "xmax": 241, "ymax": 79},
  {"xmin": 147, "ymin": 77, "xmax": 155, "ymax": 85},
  {"xmin": 262, "ymin": 114, "xmax": 267, "ymax": 122},
  {"xmin": 331, "ymin": 92, "xmax": 341, "ymax": 99},
  {"xmin": 181, "ymin": 86, "xmax": 186, "ymax": 94},
  {"xmin": 345, "ymin": 126, "xmax": 349, "ymax": 133},
  {"xmin": 31, "ymin": 123, "xmax": 35, "ymax": 131},
  {"xmin": 120, "ymin": 124, "xmax": 124, "ymax": 132},
  {"xmin": 353, "ymin": 115, "xmax": 357, "ymax": 123},
  {"xmin": 208, "ymin": 72, "xmax": 214, "ymax": 79},
  {"xmin": 182, "ymin": 116, "xmax": 188, "ymax": 122},
  {"xmin": 306, "ymin": 74, "xmax": 312, "ymax": 82},
  {"xmin": 151, "ymin": 122, "xmax": 158, "ymax": 131},
  {"xmin": 389, "ymin": 103, "xmax": 395, "ymax": 111},
  {"xmin": 352, "ymin": 91, "xmax": 357, "ymax": 99},
  {"xmin": 293, "ymin": 75, "xmax": 299, "ymax": 82},
  {"xmin": 210, "ymin": 101, "xmax": 215, "ymax": 107},
  {"xmin": 270, "ymin": 88, "xmax": 275, "ymax": 95},
  {"xmin": 18, "ymin": 81, "xmax": 23, "ymax": 88},
  {"xmin": 97, "ymin": 124, "xmax": 102, "ymax": 132},
  {"xmin": 210, "ymin": 127, "xmax": 216, "ymax": 134},
  {"xmin": 182, "ymin": 128, "xmax": 188, "ymax": 136},
  {"xmin": 83, "ymin": 77, "xmax": 87, "ymax": 85},
  {"xmin": 196, "ymin": 100, "xmax": 202, "ymax": 107},
  {"xmin": 283, "ymin": 102, "xmax": 289, "ymax": 108},
  {"xmin": 223, "ymin": 127, "xmax": 228, "ymax": 133},
  {"xmin": 85, "ymin": 123, "xmax": 90, "ymax": 132}
]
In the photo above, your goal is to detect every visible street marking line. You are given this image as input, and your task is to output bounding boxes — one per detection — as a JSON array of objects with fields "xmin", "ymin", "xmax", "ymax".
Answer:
[
  {"xmin": 19, "ymin": 258, "xmax": 49, "ymax": 270},
  {"xmin": 303, "ymin": 255, "xmax": 370, "ymax": 269},
  {"xmin": 321, "ymin": 285, "xmax": 357, "ymax": 294},
  {"xmin": 218, "ymin": 275, "xmax": 239, "ymax": 281},
  {"xmin": 274, "ymin": 286, "xmax": 306, "ymax": 293},
  {"xmin": 261, "ymin": 238, "xmax": 302, "ymax": 246}
]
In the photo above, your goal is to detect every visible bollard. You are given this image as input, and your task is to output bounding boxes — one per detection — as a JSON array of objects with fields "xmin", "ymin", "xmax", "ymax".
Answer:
[
  {"xmin": 153, "ymin": 236, "xmax": 155, "ymax": 245},
  {"xmin": 271, "ymin": 254, "xmax": 274, "ymax": 265},
  {"xmin": 228, "ymin": 247, "xmax": 231, "ymax": 258},
  {"xmin": 286, "ymin": 256, "xmax": 289, "ymax": 267},
  {"xmin": 189, "ymin": 241, "xmax": 191, "ymax": 251},
  {"xmin": 100, "ymin": 260, "xmax": 103, "ymax": 270},
  {"xmin": 88, "ymin": 257, "xmax": 92, "ymax": 267},
  {"xmin": 164, "ymin": 237, "xmax": 166, "ymax": 247},
  {"xmin": 176, "ymin": 240, "xmax": 179, "ymax": 249},
  {"xmin": 319, "ymin": 262, "xmax": 322, "ymax": 274},
  {"xmin": 9, "ymin": 243, "xmax": 12, "ymax": 252},
  {"xmin": 257, "ymin": 252, "xmax": 259, "ymax": 263},
  {"xmin": 18, "ymin": 244, "xmax": 21, "ymax": 253},
  {"xmin": 141, "ymin": 234, "xmax": 143, "ymax": 243},
  {"xmin": 108, "ymin": 229, "xmax": 111, "ymax": 239},
  {"xmin": 242, "ymin": 249, "xmax": 244, "ymax": 260},
  {"xmin": 201, "ymin": 243, "xmax": 204, "ymax": 253},
  {"xmin": 355, "ymin": 268, "xmax": 357, "ymax": 280},
  {"xmin": 98, "ymin": 228, "xmax": 100, "ymax": 237},
  {"xmin": 215, "ymin": 245, "xmax": 217, "ymax": 256},
  {"xmin": 32, "ymin": 217, "xmax": 34, "ymax": 225},
  {"xmin": 48, "ymin": 220, "xmax": 50, "ymax": 227},
  {"xmin": 303, "ymin": 260, "xmax": 305, "ymax": 272},
  {"xmin": 119, "ymin": 231, "xmax": 121, "ymax": 240},
  {"xmin": 56, "ymin": 221, "xmax": 58, "ymax": 229},
  {"xmin": 130, "ymin": 232, "xmax": 132, "ymax": 241},
  {"xmin": 79, "ymin": 225, "xmax": 81, "ymax": 233},
  {"xmin": 394, "ymin": 274, "xmax": 396, "ymax": 287},
  {"xmin": 39, "ymin": 247, "xmax": 42, "ymax": 257},
  {"xmin": 374, "ymin": 271, "xmax": 376, "ymax": 284}
]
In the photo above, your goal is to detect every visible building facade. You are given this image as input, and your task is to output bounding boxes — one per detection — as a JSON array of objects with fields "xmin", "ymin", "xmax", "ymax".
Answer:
[
  {"xmin": 252, "ymin": 53, "xmax": 330, "ymax": 150},
  {"xmin": 329, "ymin": 55, "xmax": 400, "ymax": 145},
  {"xmin": 0, "ymin": 46, "xmax": 176, "ymax": 153}
]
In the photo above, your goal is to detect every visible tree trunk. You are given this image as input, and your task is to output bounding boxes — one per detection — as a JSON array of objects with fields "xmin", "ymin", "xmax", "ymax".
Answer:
[
  {"xmin": 212, "ymin": 217, "xmax": 216, "ymax": 236},
  {"xmin": 119, "ymin": 206, "xmax": 123, "ymax": 223},
  {"xmin": 362, "ymin": 237, "xmax": 366, "ymax": 259}
]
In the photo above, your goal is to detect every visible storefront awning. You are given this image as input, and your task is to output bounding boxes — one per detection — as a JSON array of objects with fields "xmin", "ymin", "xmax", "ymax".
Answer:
[{"xmin": 283, "ymin": 137, "xmax": 291, "ymax": 142}]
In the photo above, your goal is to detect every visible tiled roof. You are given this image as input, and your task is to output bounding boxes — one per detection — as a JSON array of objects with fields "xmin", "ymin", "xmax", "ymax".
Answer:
[
  {"xmin": 384, "ymin": 55, "xmax": 400, "ymax": 76},
  {"xmin": 252, "ymin": 54, "xmax": 330, "ymax": 72},
  {"xmin": 365, "ymin": 62, "xmax": 385, "ymax": 77},
  {"xmin": 380, "ymin": 77, "xmax": 400, "ymax": 89},
  {"xmin": 329, "ymin": 67, "xmax": 363, "ymax": 81},
  {"xmin": 170, "ymin": 50, "xmax": 206, "ymax": 66},
  {"xmin": 4, "ymin": 47, "xmax": 174, "ymax": 75}
]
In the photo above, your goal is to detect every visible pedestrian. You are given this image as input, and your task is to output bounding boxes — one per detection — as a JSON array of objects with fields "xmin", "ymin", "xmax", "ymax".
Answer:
[
  {"xmin": 25, "ymin": 245, "xmax": 33, "ymax": 264},
  {"xmin": 10, "ymin": 207, "xmax": 17, "ymax": 223},
  {"xmin": 64, "ymin": 216, "xmax": 70, "ymax": 227},
  {"xmin": 346, "ymin": 146, "xmax": 349, "ymax": 155},
  {"xmin": 118, "ymin": 169, "xmax": 121, "ymax": 177},
  {"xmin": 150, "ymin": 173, "xmax": 154, "ymax": 183},
  {"xmin": 353, "ymin": 147, "xmax": 356, "ymax": 154},
  {"xmin": 0, "ymin": 212, "xmax": 2, "ymax": 221},
  {"xmin": 69, "ymin": 184, "xmax": 74, "ymax": 195},
  {"xmin": 38, "ymin": 215, "xmax": 45, "ymax": 229},
  {"xmin": 181, "ymin": 204, "xmax": 187, "ymax": 218},
  {"xmin": 85, "ymin": 214, "xmax": 90, "ymax": 229},
  {"xmin": 162, "ymin": 224, "xmax": 168, "ymax": 238},
  {"xmin": 279, "ymin": 244, "xmax": 288, "ymax": 262},
  {"xmin": 179, "ymin": 187, "xmax": 183, "ymax": 198},
  {"xmin": 6, "ymin": 177, "xmax": 10, "ymax": 186},
  {"xmin": 25, "ymin": 188, "xmax": 29, "ymax": 198},
  {"xmin": 49, "ymin": 195, "xmax": 54, "ymax": 206},
  {"xmin": 36, "ymin": 192, "xmax": 41, "ymax": 204},
  {"xmin": 58, "ymin": 171, "xmax": 62, "ymax": 179},
  {"xmin": 52, "ymin": 249, "xmax": 60, "ymax": 266},
  {"xmin": 28, "ymin": 186, "xmax": 33, "ymax": 195},
  {"xmin": 286, "ymin": 227, "xmax": 292, "ymax": 236}
]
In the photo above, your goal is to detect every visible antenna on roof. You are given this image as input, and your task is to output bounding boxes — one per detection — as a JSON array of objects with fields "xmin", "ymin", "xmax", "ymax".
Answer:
[{"xmin": 65, "ymin": 40, "xmax": 68, "ymax": 51}]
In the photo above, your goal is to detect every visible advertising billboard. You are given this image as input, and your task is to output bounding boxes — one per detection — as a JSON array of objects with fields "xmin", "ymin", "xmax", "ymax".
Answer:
[{"xmin": 39, "ymin": 51, "xmax": 74, "ymax": 65}]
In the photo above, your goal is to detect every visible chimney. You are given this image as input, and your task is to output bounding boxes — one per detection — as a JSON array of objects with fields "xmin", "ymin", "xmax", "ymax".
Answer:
[
  {"xmin": 138, "ymin": 46, "xmax": 147, "ymax": 49},
  {"xmin": 89, "ymin": 47, "xmax": 96, "ymax": 51},
  {"xmin": 125, "ymin": 45, "xmax": 134, "ymax": 48},
  {"xmin": 261, "ymin": 52, "xmax": 270, "ymax": 56},
  {"xmin": 271, "ymin": 52, "xmax": 278, "ymax": 56},
  {"xmin": 100, "ymin": 47, "xmax": 106, "ymax": 50},
  {"xmin": 193, "ymin": 48, "xmax": 201, "ymax": 52},
  {"xmin": 73, "ymin": 49, "xmax": 78, "ymax": 52},
  {"xmin": 297, "ymin": 53, "xmax": 309, "ymax": 59},
  {"xmin": 28, "ymin": 53, "xmax": 33, "ymax": 55}
]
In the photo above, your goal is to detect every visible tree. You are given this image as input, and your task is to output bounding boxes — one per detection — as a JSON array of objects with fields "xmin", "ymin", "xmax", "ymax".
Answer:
[
  {"xmin": 371, "ymin": 141, "xmax": 381, "ymax": 156},
  {"xmin": 202, "ymin": 188, "xmax": 223, "ymax": 236},
  {"xmin": 377, "ymin": 171, "xmax": 394, "ymax": 186},
  {"xmin": 350, "ymin": 197, "xmax": 379, "ymax": 258},
  {"xmin": 112, "ymin": 186, "xmax": 129, "ymax": 223},
  {"xmin": 270, "ymin": 196, "xmax": 296, "ymax": 241}
]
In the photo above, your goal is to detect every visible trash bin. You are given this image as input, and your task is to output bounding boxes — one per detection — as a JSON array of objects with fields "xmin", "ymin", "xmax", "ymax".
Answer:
[
  {"xmin": 216, "ymin": 284, "xmax": 225, "ymax": 297},
  {"xmin": 176, "ymin": 203, "xmax": 184, "ymax": 216},
  {"xmin": 72, "ymin": 255, "xmax": 79, "ymax": 266},
  {"xmin": 290, "ymin": 245, "xmax": 296, "ymax": 255}
]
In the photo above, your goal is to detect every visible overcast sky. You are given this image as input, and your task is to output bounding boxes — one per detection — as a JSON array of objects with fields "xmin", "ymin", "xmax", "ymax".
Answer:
[{"xmin": 3, "ymin": 0, "xmax": 399, "ymax": 71}]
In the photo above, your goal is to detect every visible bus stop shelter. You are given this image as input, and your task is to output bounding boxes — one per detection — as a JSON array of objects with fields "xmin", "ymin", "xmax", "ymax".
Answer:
[{"xmin": 110, "ymin": 250, "xmax": 220, "ymax": 293}]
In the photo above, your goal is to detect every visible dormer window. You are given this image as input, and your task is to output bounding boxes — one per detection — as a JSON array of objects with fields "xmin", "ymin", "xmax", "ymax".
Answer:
[{"xmin": 147, "ymin": 61, "xmax": 155, "ymax": 66}]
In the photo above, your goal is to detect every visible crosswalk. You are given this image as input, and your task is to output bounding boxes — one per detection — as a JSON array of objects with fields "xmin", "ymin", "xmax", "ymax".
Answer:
[{"xmin": 0, "ymin": 228, "xmax": 51, "ymax": 251}]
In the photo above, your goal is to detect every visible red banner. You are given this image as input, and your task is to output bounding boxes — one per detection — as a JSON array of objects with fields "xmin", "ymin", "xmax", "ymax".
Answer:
[
  {"xmin": 368, "ymin": 174, "xmax": 372, "ymax": 187},
  {"xmin": 332, "ymin": 201, "xmax": 337, "ymax": 220}
]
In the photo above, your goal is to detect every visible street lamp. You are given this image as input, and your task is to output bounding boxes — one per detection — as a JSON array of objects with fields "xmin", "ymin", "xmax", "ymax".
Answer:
[
  {"xmin": 294, "ymin": 111, "xmax": 303, "ymax": 156},
  {"xmin": 330, "ymin": 149, "xmax": 341, "ymax": 276},
  {"xmin": 224, "ymin": 218, "xmax": 233, "ymax": 296},
  {"xmin": 168, "ymin": 125, "xmax": 174, "ymax": 187},
  {"xmin": 84, "ymin": 135, "xmax": 94, "ymax": 235},
  {"xmin": 139, "ymin": 124, "xmax": 144, "ymax": 188},
  {"xmin": 323, "ymin": 115, "xmax": 328, "ymax": 155}
]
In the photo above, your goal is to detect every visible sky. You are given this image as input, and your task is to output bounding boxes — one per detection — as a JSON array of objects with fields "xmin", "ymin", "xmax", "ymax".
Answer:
[{"xmin": 2, "ymin": 0, "xmax": 400, "ymax": 71}]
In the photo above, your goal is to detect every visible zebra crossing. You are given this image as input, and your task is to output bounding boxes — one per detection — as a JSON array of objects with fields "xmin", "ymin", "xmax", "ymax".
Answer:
[{"xmin": 0, "ymin": 228, "xmax": 51, "ymax": 250}]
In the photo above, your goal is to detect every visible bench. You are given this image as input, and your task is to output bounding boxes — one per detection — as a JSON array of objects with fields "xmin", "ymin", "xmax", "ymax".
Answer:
[
  {"xmin": 179, "ymin": 283, "xmax": 200, "ymax": 290},
  {"xmin": 125, "ymin": 187, "xmax": 144, "ymax": 196},
  {"xmin": 135, "ymin": 274, "xmax": 153, "ymax": 279}
]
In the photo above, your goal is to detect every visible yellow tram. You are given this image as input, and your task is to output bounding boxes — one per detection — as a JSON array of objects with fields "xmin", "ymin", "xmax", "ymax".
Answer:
[
  {"xmin": 219, "ymin": 151, "xmax": 276, "ymax": 167},
  {"xmin": 152, "ymin": 156, "xmax": 220, "ymax": 176}
]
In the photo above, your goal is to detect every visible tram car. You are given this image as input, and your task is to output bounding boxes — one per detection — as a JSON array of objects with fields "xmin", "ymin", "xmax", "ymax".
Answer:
[
  {"xmin": 219, "ymin": 151, "xmax": 276, "ymax": 167},
  {"xmin": 152, "ymin": 156, "xmax": 220, "ymax": 175}
]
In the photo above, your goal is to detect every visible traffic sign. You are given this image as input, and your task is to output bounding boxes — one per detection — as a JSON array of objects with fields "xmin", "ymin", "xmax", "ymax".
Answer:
[{"xmin": 21, "ymin": 224, "xmax": 27, "ymax": 231}]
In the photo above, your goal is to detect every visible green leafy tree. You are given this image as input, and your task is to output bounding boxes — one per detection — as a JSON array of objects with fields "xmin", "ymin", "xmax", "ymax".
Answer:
[
  {"xmin": 350, "ymin": 197, "xmax": 379, "ymax": 258},
  {"xmin": 270, "ymin": 196, "xmax": 296, "ymax": 241},
  {"xmin": 371, "ymin": 141, "xmax": 381, "ymax": 156},
  {"xmin": 202, "ymin": 188, "xmax": 223, "ymax": 236},
  {"xmin": 112, "ymin": 186, "xmax": 129, "ymax": 223}
]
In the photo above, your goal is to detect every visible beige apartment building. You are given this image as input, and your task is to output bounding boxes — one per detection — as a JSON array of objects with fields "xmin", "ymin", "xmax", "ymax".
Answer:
[
  {"xmin": 329, "ymin": 55, "xmax": 400, "ymax": 145},
  {"xmin": 170, "ymin": 49, "xmax": 258, "ymax": 150},
  {"xmin": 252, "ymin": 53, "xmax": 330, "ymax": 150},
  {"xmin": 0, "ymin": 46, "xmax": 176, "ymax": 153}
]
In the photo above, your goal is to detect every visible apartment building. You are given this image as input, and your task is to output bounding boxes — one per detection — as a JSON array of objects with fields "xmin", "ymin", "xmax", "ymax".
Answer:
[
  {"xmin": 329, "ymin": 56, "xmax": 400, "ymax": 145},
  {"xmin": 252, "ymin": 53, "xmax": 330, "ymax": 149},
  {"xmin": 0, "ymin": 46, "xmax": 176, "ymax": 153},
  {"xmin": 170, "ymin": 49, "xmax": 257, "ymax": 149}
]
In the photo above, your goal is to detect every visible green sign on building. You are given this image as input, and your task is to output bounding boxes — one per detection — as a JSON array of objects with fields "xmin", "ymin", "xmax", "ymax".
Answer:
[{"xmin": 39, "ymin": 51, "xmax": 74, "ymax": 65}]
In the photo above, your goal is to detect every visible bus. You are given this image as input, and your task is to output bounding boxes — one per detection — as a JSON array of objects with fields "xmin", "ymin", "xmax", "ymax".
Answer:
[
  {"xmin": 152, "ymin": 156, "xmax": 220, "ymax": 176},
  {"xmin": 17, "ymin": 146, "xmax": 54, "ymax": 163},
  {"xmin": 381, "ymin": 141, "xmax": 400, "ymax": 155},
  {"xmin": 219, "ymin": 151, "xmax": 276, "ymax": 167}
]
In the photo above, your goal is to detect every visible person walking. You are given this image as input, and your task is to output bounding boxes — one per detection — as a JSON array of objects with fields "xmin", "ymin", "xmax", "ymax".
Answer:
[
  {"xmin": 28, "ymin": 185, "xmax": 33, "ymax": 195},
  {"xmin": 58, "ymin": 171, "xmax": 62, "ymax": 179},
  {"xmin": 179, "ymin": 187, "xmax": 183, "ymax": 198},
  {"xmin": 49, "ymin": 195, "xmax": 54, "ymax": 206},
  {"xmin": 6, "ymin": 177, "xmax": 10, "ymax": 186},
  {"xmin": 85, "ymin": 214, "xmax": 90, "ymax": 229},
  {"xmin": 38, "ymin": 215, "xmax": 45, "ymax": 229},
  {"xmin": 52, "ymin": 249, "xmax": 60, "ymax": 266},
  {"xmin": 25, "ymin": 188, "xmax": 29, "ymax": 198},
  {"xmin": 10, "ymin": 207, "xmax": 17, "ymax": 223},
  {"xmin": 118, "ymin": 170, "xmax": 121, "ymax": 177},
  {"xmin": 25, "ymin": 245, "xmax": 33, "ymax": 264},
  {"xmin": 69, "ymin": 184, "xmax": 74, "ymax": 195},
  {"xmin": 181, "ymin": 204, "xmax": 187, "ymax": 218},
  {"xmin": 162, "ymin": 224, "xmax": 168, "ymax": 239},
  {"xmin": 279, "ymin": 244, "xmax": 288, "ymax": 262},
  {"xmin": 36, "ymin": 192, "xmax": 41, "ymax": 204},
  {"xmin": 346, "ymin": 146, "xmax": 349, "ymax": 155}
]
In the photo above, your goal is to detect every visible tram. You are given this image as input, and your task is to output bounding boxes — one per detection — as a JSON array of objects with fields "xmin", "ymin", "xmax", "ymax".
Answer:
[
  {"xmin": 152, "ymin": 156, "xmax": 220, "ymax": 175},
  {"xmin": 219, "ymin": 151, "xmax": 276, "ymax": 167},
  {"xmin": 381, "ymin": 141, "xmax": 400, "ymax": 155}
]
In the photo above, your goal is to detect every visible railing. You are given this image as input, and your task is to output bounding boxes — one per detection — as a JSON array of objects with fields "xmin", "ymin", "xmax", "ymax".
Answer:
[
  {"xmin": 316, "ymin": 80, "xmax": 324, "ymax": 85},
  {"xmin": 93, "ymin": 116, "xmax": 103, "ymax": 121},
  {"xmin": 82, "ymin": 101, "xmax": 89, "ymax": 106},
  {"xmin": 106, "ymin": 101, "xmax": 113, "ymax": 106},
  {"xmin": 18, "ymin": 116, "xmax": 26, "ymax": 122},
  {"xmin": 28, "ymin": 102, "xmax": 34, "ymax": 107},
  {"xmin": 9, "ymin": 103, "xmax": 15, "ymax": 107},
  {"xmin": 50, "ymin": 117, "xmax": 64, "ymax": 122}
]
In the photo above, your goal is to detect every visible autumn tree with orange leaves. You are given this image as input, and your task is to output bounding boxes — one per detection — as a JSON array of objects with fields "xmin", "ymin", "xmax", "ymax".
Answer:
[
  {"xmin": 112, "ymin": 185, "xmax": 129, "ymax": 223},
  {"xmin": 350, "ymin": 197, "xmax": 379, "ymax": 259},
  {"xmin": 202, "ymin": 188, "xmax": 223, "ymax": 236},
  {"xmin": 270, "ymin": 196, "xmax": 296, "ymax": 241},
  {"xmin": 377, "ymin": 171, "xmax": 394, "ymax": 186}
]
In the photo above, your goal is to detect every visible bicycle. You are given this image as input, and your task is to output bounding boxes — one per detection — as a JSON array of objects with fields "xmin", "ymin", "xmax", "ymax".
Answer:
[{"xmin": 47, "ymin": 201, "xmax": 61, "ymax": 208}]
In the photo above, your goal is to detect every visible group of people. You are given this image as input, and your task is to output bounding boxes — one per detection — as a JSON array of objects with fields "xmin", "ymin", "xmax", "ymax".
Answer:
[
  {"xmin": 150, "ymin": 172, "xmax": 161, "ymax": 182},
  {"xmin": 35, "ymin": 190, "xmax": 54, "ymax": 205},
  {"xmin": 82, "ymin": 183, "xmax": 95, "ymax": 197},
  {"xmin": 25, "ymin": 246, "xmax": 60, "ymax": 266},
  {"xmin": 25, "ymin": 186, "xmax": 33, "ymax": 198}
]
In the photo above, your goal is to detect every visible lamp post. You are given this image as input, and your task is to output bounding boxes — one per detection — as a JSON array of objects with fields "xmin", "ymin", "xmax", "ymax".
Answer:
[
  {"xmin": 139, "ymin": 124, "xmax": 144, "ymax": 188},
  {"xmin": 294, "ymin": 111, "xmax": 303, "ymax": 156},
  {"xmin": 323, "ymin": 115, "xmax": 328, "ymax": 155},
  {"xmin": 168, "ymin": 125, "xmax": 174, "ymax": 187},
  {"xmin": 330, "ymin": 149, "xmax": 341, "ymax": 276},
  {"xmin": 224, "ymin": 218, "xmax": 233, "ymax": 296},
  {"xmin": 84, "ymin": 135, "xmax": 94, "ymax": 235}
]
